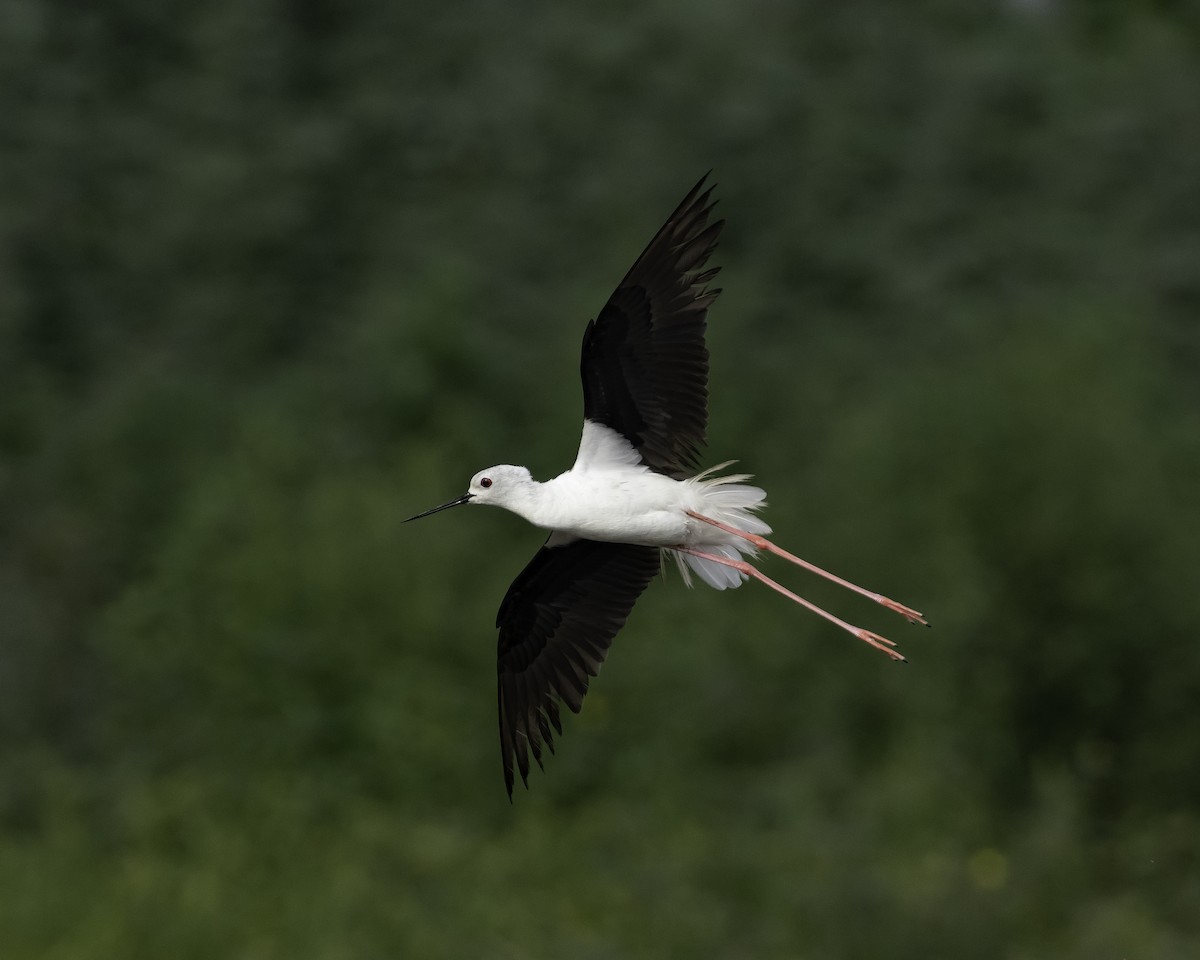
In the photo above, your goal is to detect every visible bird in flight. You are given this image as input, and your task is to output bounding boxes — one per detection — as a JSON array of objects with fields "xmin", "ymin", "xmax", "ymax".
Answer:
[{"xmin": 407, "ymin": 175, "xmax": 927, "ymax": 798}]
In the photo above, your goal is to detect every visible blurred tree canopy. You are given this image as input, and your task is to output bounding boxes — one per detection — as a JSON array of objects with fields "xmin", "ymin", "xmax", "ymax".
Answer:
[{"xmin": 3, "ymin": 1, "xmax": 1200, "ymax": 957}]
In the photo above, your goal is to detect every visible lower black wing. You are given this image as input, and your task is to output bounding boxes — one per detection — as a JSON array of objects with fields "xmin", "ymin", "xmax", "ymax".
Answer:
[{"xmin": 496, "ymin": 536, "xmax": 661, "ymax": 798}]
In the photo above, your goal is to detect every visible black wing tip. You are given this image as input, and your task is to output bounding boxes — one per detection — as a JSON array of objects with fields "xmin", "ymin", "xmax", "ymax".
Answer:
[
  {"xmin": 504, "ymin": 766, "xmax": 529, "ymax": 801},
  {"xmin": 681, "ymin": 170, "xmax": 711, "ymax": 195},
  {"xmin": 663, "ymin": 172, "xmax": 720, "ymax": 232},
  {"xmin": 689, "ymin": 169, "xmax": 716, "ymax": 198}
]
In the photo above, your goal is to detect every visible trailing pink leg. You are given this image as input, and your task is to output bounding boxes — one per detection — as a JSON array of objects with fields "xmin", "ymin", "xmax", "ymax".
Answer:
[
  {"xmin": 675, "ymin": 547, "xmax": 906, "ymax": 662},
  {"xmin": 686, "ymin": 511, "xmax": 928, "ymax": 626}
]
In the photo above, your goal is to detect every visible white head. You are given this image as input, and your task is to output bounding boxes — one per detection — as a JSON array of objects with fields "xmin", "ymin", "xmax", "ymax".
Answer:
[
  {"xmin": 405, "ymin": 464, "xmax": 533, "ymax": 522},
  {"xmin": 467, "ymin": 464, "xmax": 533, "ymax": 506}
]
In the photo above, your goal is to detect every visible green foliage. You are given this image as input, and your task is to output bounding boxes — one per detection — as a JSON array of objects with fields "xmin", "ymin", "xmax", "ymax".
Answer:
[{"xmin": 4, "ymin": 1, "xmax": 1200, "ymax": 956}]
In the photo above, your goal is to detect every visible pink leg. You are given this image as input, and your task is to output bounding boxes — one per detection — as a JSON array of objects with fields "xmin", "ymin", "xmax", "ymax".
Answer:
[
  {"xmin": 686, "ymin": 511, "xmax": 928, "ymax": 626},
  {"xmin": 675, "ymin": 546, "xmax": 906, "ymax": 662}
]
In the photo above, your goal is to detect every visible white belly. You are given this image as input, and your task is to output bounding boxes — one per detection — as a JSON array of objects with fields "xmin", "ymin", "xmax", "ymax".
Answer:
[{"xmin": 536, "ymin": 471, "xmax": 691, "ymax": 546}]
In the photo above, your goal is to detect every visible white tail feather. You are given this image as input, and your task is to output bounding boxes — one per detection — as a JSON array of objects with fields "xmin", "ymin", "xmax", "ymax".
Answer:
[
  {"xmin": 674, "ymin": 543, "xmax": 746, "ymax": 590},
  {"xmin": 674, "ymin": 464, "xmax": 771, "ymax": 590}
]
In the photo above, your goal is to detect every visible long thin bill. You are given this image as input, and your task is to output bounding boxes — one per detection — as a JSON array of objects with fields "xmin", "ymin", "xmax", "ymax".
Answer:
[{"xmin": 404, "ymin": 493, "xmax": 473, "ymax": 522}]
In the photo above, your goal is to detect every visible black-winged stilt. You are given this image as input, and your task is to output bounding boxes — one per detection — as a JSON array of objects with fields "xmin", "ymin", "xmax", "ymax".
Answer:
[{"xmin": 407, "ymin": 175, "xmax": 927, "ymax": 797}]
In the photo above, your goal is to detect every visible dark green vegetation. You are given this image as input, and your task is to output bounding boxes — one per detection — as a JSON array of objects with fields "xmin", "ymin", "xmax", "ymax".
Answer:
[{"xmin": 4, "ymin": 2, "xmax": 1200, "ymax": 956}]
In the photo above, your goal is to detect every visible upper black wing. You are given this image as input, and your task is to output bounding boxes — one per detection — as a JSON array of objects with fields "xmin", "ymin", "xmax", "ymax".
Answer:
[
  {"xmin": 580, "ymin": 174, "xmax": 724, "ymax": 479},
  {"xmin": 496, "ymin": 536, "xmax": 661, "ymax": 798}
]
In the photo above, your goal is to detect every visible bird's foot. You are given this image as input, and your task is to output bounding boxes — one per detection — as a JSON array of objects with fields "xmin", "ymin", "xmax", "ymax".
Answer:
[
  {"xmin": 856, "ymin": 628, "xmax": 907, "ymax": 662},
  {"xmin": 877, "ymin": 596, "xmax": 928, "ymax": 627}
]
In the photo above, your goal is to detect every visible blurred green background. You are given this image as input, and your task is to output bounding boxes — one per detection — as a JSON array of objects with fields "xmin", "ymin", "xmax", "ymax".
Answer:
[{"xmin": 4, "ymin": 1, "xmax": 1200, "ymax": 957}]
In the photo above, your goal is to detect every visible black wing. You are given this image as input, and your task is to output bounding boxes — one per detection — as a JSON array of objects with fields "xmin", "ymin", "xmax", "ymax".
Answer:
[
  {"xmin": 496, "ymin": 537, "xmax": 661, "ymax": 798},
  {"xmin": 580, "ymin": 174, "xmax": 724, "ymax": 479}
]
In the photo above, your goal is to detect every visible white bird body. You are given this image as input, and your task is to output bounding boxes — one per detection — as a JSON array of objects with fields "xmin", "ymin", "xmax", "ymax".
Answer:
[{"xmin": 466, "ymin": 422, "xmax": 772, "ymax": 589}]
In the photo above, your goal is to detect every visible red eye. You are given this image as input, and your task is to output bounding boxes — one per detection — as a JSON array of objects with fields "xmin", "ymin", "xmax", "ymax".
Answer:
[{"xmin": 480, "ymin": 477, "xmax": 492, "ymax": 488}]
